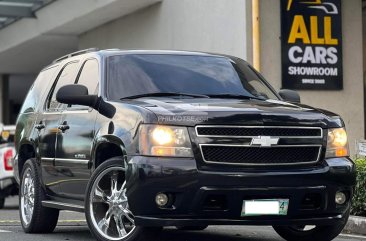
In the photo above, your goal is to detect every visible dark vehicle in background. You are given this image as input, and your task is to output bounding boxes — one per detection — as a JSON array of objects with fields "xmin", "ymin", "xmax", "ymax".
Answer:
[
  {"xmin": 14, "ymin": 49, "xmax": 355, "ymax": 241},
  {"xmin": 0, "ymin": 125, "xmax": 17, "ymax": 209}
]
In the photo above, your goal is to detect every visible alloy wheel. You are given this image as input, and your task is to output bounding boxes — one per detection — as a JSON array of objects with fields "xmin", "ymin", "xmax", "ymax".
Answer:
[
  {"xmin": 89, "ymin": 166, "xmax": 135, "ymax": 240},
  {"xmin": 20, "ymin": 168, "xmax": 35, "ymax": 226}
]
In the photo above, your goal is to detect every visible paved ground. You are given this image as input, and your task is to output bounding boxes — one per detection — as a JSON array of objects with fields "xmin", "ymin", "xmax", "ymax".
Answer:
[{"xmin": 1, "ymin": 196, "xmax": 366, "ymax": 241}]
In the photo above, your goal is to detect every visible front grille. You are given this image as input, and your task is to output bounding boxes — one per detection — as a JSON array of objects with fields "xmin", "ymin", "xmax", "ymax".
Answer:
[
  {"xmin": 196, "ymin": 126, "xmax": 322, "ymax": 138},
  {"xmin": 200, "ymin": 145, "xmax": 321, "ymax": 165}
]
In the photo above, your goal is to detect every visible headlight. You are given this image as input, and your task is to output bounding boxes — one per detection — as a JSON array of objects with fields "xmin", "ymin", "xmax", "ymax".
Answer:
[
  {"xmin": 139, "ymin": 125, "xmax": 193, "ymax": 157},
  {"xmin": 326, "ymin": 128, "xmax": 349, "ymax": 158}
]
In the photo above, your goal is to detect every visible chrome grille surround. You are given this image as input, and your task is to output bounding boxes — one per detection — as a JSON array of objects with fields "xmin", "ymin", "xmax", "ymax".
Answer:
[
  {"xmin": 195, "ymin": 125, "xmax": 323, "ymax": 139},
  {"xmin": 195, "ymin": 126, "xmax": 324, "ymax": 166},
  {"xmin": 199, "ymin": 144, "xmax": 322, "ymax": 166}
]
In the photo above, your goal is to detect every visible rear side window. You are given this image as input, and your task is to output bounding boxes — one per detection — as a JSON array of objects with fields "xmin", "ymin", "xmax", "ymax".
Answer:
[
  {"xmin": 47, "ymin": 61, "xmax": 80, "ymax": 111},
  {"xmin": 67, "ymin": 59, "xmax": 99, "ymax": 110},
  {"xmin": 77, "ymin": 59, "xmax": 99, "ymax": 95},
  {"xmin": 20, "ymin": 66, "xmax": 58, "ymax": 113}
]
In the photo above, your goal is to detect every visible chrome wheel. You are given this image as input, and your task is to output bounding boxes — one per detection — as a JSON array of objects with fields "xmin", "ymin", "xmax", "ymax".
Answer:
[
  {"xmin": 20, "ymin": 168, "xmax": 35, "ymax": 226},
  {"xmin": 89, "ymin": 166, "xmax": 135, "ymax": 241}
]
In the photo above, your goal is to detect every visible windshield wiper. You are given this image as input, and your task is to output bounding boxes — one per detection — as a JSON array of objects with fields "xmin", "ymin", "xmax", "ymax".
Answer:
[
  {"xmin": 207, "ymin": 93, "xmax": 266, "ymax": 100},
  {"xmin": 120, "ymin": 92, "xmax": 210, "ymax": 100}
]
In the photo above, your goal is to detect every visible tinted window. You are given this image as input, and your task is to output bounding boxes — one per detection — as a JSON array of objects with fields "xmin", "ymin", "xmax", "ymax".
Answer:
[
  {"xmin": 48, "ymin": 61, "xmax": 79, "ymax": 111},
  {"xmin": 20, "ymin": 66, "xmax": 58, "ymax": 113},
  {"xmin": 107, "ymin": 54, "xmax": 278, "ymax": 100},
  {"xmin": 77, "ymin": 59, "xmax": 99, "ymax": 95}
]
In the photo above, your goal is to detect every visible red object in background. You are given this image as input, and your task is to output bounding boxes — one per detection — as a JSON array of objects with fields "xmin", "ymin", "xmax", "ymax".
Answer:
[{"xmin": 4, "ymin": 148, "xmax": 13, "ymax": 171}]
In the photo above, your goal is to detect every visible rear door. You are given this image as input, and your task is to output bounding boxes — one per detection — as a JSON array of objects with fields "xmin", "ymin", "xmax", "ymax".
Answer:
[
  {"xmin": 55, "ymin": 58, "xmax": 100, "ymax": 200},
  {"xmin": 36, "ymin": 61, "xmax": 80, "ymax": 196}
]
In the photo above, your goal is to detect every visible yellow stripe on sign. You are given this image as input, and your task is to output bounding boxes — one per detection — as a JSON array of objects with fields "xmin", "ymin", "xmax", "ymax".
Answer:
[
  {"xmin": 287, "ymin": 0, "xmax": 322, "ymax": 11},
  {"xmin": 287, "ymin": 0, "xmax": 293, "ymax": 11},
  {"xmin": 300, "ymin": 0, "xmax": 322, "ymax": 4}
]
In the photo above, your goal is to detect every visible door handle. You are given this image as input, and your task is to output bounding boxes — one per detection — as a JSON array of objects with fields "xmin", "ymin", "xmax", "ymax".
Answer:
[
  {"xmin": 58, "ymin": 121, "xmax": 69, "ymax": 132},
  {"xmin": 35, "ymin": 122, "xmax": 45, "ymax": 130}
]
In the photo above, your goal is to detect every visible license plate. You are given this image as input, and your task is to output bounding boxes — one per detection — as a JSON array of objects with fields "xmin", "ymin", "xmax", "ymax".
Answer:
[{"xmin": 241, "ymin": 199, "xmax": 289, "ymax": 216}]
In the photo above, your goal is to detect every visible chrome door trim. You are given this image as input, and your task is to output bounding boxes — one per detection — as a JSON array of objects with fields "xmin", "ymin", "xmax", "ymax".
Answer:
[
  {"xmin": 54, "ymin": 158, "xmax": 90, "ymax": 168},
  {"xmin": 41, "ymin": 157, "xmax": 54, "ymax": 165},
  {"xmin": 42, "ymin": 200, "xmax": 84, "ymax": 212}
]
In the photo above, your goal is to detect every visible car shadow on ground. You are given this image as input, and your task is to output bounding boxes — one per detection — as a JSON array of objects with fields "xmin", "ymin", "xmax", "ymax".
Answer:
[
  {"xmin": 2, "ymin": 205, "xmax": 19, "ymax": 210},
  {"xmin": 52, "ymin": 226, "xmax": 93, "ymax": 240},
  {"xmin": 51, "ymin": 227, "xmax": 276, "ymax": 241},
  {"xmin": 159, "ymin": 228, "xmax": 274, "ymax": 241},
  {"xmin": 3, "ymin": 196, "xmax": 19, "ymax": 210}
]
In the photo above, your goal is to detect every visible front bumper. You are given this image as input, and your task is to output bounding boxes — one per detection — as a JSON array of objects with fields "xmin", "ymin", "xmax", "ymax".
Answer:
[{"xmin": 125, "ymin": 156, "xmax": 355, "ymax": 227}]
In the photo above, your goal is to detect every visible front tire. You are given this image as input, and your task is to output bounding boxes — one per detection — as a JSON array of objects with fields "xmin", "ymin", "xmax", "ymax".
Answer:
[
  {"xmin": 273, "ymin": 210, "xmax": 349, "ymax": 241},
  {"xmin": 85, "ymin": 157, "xmax": 161, "ymax": 241},
  {"xmin": 19, "ymin": 159, "xmax": 59, "ymax": 233}
]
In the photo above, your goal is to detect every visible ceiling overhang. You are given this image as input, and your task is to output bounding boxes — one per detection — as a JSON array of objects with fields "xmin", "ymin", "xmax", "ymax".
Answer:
[{"xmin": 0, "ymin": 0, "xmax": 162, "ymax": 74}]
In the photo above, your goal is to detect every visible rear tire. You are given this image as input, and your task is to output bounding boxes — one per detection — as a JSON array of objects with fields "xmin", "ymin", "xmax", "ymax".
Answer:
[
  {"xmin": 19, "ymin": 159, "xmax": 59, "ymax": 233},
  {"xmin": 85, "ymin": 156, "xmax": 161, "ymax": 241},
  {"xmin": 176, "ymin": 225, "xmax": 208, "ymax": 231},
  {"xmin": 0, "ymin": 197, "xmax": 4, "ymax": 209},
  {"xmin": 273, "ymin": 210, "xmax": 350, "ymax": 241}
]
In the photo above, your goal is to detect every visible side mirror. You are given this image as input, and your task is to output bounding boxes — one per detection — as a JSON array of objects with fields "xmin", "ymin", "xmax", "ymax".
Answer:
[
  {"xmin": 278, "ymin": 89, "xmax": 300, "ymax": 103},
  {"xmin": 56, "ymin": 84, "xmax": 98, "ymax": 107}
]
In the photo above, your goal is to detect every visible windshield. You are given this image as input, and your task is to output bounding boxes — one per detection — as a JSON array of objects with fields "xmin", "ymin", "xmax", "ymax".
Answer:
[{"xmin": 107, "ymin": 54, "xmax": 278, "ymax": 100}]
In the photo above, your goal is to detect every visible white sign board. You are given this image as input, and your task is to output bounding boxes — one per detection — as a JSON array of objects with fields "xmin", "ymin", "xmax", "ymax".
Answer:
[{"xmin": 357, "ymin": 140, "xmax": 366, "ymax": 157}]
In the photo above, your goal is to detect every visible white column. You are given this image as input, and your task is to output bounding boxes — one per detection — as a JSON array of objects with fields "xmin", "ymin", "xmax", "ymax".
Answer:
[{"xmin": 0, "ymin": 75, "xmax": 4, "ymax": 124}]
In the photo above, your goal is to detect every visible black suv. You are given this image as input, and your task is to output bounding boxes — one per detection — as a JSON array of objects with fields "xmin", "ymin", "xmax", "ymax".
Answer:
[{"xmin": 14, "ymin": 49, "xmax": 355, "ymax": 241}]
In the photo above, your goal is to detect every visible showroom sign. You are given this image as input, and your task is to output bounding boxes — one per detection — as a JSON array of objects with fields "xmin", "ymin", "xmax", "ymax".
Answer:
[{"xmin": 281, "ymin": 0, "xmax": 342, "ymax": 90}]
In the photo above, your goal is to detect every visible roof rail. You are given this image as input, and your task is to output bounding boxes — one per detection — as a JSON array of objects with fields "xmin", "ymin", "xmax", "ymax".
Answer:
[{"xmin": 52, "ymin": 48, "xmax": 99, "ymax": 63}]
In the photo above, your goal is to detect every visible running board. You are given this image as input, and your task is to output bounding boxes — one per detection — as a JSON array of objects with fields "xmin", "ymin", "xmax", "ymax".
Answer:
[{"xmin": 42, "ymin": 200, "xmax": 85, "ymax": 212}]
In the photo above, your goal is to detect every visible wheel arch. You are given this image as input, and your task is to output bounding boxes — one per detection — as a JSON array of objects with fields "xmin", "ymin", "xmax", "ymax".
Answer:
[
  {"xmin": 92, "ymin": 136, "xmax": 128, "ymax": 170},
  {"xmin": 17, "ymin": 141, "xmax": 36, "ymax": 178}
]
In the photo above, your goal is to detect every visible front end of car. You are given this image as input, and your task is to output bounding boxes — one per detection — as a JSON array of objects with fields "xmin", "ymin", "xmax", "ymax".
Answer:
[
  {"xmin": 105, "ymin": 52, "xmax": 356, "ymax": 240},
  {"xmin": 125, "ymin": 122, "xmax": 355, "ymax": 227}
]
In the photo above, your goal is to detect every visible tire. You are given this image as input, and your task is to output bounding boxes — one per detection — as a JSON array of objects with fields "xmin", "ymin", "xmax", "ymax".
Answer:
[
  {"xmin": 19, "ymin": 159, "xmax": 59, "ymax": 233},
  {"xmin": 85, "ymin": 156, "xmax": 161, "ymax": 241},
  {"xmin": 0, "ymin": 197, "xmax": 4, "ymax": 209},
  {"xmin": 176, "ymin": 225, "xmax": 208, "ymax": 231},
  {"xmin": 273, "ymin": 209, "xmax": 350, "ymax": 241}
]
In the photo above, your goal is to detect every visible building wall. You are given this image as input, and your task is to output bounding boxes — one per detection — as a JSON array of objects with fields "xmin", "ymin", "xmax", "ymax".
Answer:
[
  {"xmin": 79, "ymin": 0, "xmax": 248, "ymax": 59},
  {"xmin": 363, "ymin": 11, "xmax": 366, "ymax": 71},
  {"xmin": 0, "ymin": 75, "xmax": 4, "ymax": 123},
  {"xmin": 259, "ymin": 0, "xmax": 364, "ymax": 155}
]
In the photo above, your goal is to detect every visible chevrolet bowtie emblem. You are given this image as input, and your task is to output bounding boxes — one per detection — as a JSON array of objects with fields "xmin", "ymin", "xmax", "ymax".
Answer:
[{"xmin": 251, "ymin": 136, "xmax": 279, "ymax": 147}]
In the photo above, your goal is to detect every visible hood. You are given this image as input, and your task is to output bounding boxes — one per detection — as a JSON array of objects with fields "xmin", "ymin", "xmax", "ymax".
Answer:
[{"xmin": 122, "ymin": 98, "xmax": 343, "ymax": 128}]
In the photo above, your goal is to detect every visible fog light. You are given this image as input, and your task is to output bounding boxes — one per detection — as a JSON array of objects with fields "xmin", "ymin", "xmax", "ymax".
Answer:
[
  {"xmin": 155, "ymin": 193, "xmax": 169, "ymax": 207},
  {"xmin": 335, "ymin": 191, "xmax": 346, "ymax": 205}
]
